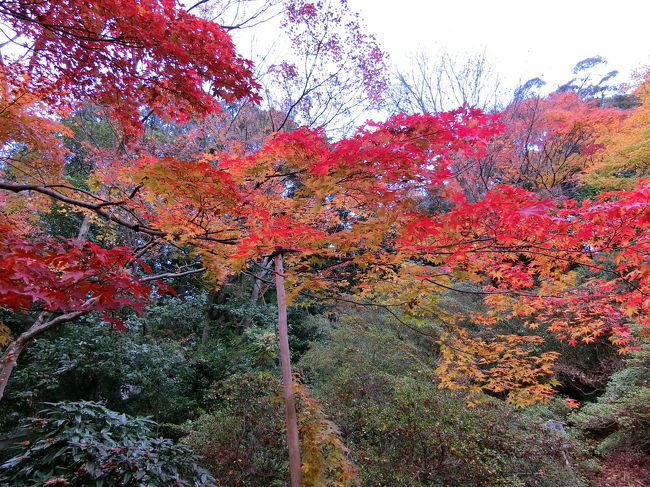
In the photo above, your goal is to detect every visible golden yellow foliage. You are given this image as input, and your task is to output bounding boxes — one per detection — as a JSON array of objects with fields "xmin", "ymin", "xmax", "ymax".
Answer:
[{"xmin": 583, "ymin": 71, "xmax": 650, "ymax": 190}]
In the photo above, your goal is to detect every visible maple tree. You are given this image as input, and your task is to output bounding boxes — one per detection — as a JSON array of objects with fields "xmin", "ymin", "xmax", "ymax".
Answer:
[
  {"xmin": 101, "ymin": 106, "xmax": 498, "ymax": 485},
  {"xmin": 451, "ymin": 91, "xmax": 623, "ymax": 201},
  {"xmin": 389, "ymin": 183, "xmax": 649, "ymax": 403},
  {"xmin": 582, "ymin": 71, "xmax": 650, "ymax": 191},
  {"xmin": 0, "ymin": 0, "xmax": 261, "ymax": 392},
  {"xmin": 0, "ymin": 0, "xmax": 259, "ymax": 134},
  {"xmin": 1, "ymin": 1, "xmax": 650, "ymax": 485},
  {"xmin": 0, "ymin": 1, "xmax": 386, "ymax": 484},
  {"xmin": 0, "ymin": 215, "xmax": 151, "ymax": 399},
  {"xmin": 0, "ymin": 0, "xmax": 259, "ymax": 407},
  {"xmin": 0, "ymin": 0, "xmax": 261, "ymax": 218},
  {"xmin": 113, "ymin": 101, "xmax": 647, "ymax": 436}
]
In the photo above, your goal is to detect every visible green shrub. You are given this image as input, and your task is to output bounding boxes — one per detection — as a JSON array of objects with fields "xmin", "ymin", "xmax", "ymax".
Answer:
[
  {"xmin": 183, "ymin": 372, "xmax": 356, "ymax": 487},
  {"xmin": 571, "ymin": 341, "xmax": 650, "ymax": 455},
  {"xmin": 3, "ymin": 322, "xmax": 199, "ymax": 426},
  {"xmin": 0, "ymin": 401, "xmax": 215, "ymax": 487},
  {"xmin": 299, "ymin": 313, "xmax": 593, "ymax": 486}
]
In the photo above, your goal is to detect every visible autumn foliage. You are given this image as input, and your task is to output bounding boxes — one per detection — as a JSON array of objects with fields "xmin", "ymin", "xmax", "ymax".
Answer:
[
  {"xmin": 0, "ymin": 217, "xmax": 149, "ymax": 324},
  {"xmin": 93, "ymin": 97, "xmax": 647, "ymax": 405},
  {"xmin": 582, "ymin": 73, "xmax": 650, "ymax": 191},
  {"xmin": 394, "ymin": 184, "xmax": 649, "ymax": 402},
  {"xmin": 0, "ymin": 0, "xmax": 259, "ymax": 133},
  {"xmin": 453, "ymin": 92, "xmax": 624, "ymax": 200},
  {"xmin": 0, "ymin": 1, "xmax": 649, "ymax": 484}
]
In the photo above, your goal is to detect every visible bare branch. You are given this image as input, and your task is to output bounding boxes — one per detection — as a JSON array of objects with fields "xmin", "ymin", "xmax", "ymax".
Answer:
[{"xmin": 141, "ymin": 267, "xmax": 207, "ymax": 282}]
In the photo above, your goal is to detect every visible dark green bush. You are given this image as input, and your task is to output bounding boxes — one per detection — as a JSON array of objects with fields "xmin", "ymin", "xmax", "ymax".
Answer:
[
  {"xmin": 571, "ymin": 341, "xmax": 650, "ymax": 455},
  {"xmin": 3, "ymin": 322, "xmax": 199, "ymax": 426},
  {"xmin": 0, "ymin": 401, "xmax": 215, "ymax": 487}
]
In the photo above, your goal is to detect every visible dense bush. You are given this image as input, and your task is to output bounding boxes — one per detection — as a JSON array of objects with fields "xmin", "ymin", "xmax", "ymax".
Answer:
[
  {"xmin": 184, "ymin": 372, "xmax": 287, "ymax": 486},
  {"xmin": 299, "ymin": 312, "xmax": 593, "ymax": 486},
  {"xmin": 571, "ymin": 341, "xmax": 650, "ymax": 455},
  {"xmin": 183, "ymin": 372, "xmax": 356, "ymax": 487},
  {"xmin": 2, "ymin": 322, "xmax": 200, "ymax": 427},
  {"xmin": 0, "ymin": 401, "xmax": 215, "ymax": 487}
]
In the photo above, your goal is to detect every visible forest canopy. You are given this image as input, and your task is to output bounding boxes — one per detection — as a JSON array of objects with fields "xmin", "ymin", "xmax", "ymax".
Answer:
[{"xmin": 0, "ymin": 1, "xmax": 648, "ymax": 486}]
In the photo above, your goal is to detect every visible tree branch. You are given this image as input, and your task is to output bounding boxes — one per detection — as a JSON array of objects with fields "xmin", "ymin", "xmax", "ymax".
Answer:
[{"xmin": 141, "ymin": 267, "xmax": 207, "ymax": 282}]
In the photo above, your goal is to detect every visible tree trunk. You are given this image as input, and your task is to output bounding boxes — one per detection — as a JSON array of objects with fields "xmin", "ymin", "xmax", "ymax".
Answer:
[
  {"xmin": 77, "ymin": 213, "xmax": 91, "ymax": 240},
  {"xmin": 200, "ymin": 291, "xmax": 218, "ymax": 349},
  {"xmin": 274, "ymin": 253, "xmax": 302, "ymax": 487},
  {"xmin": 201, "ymin": 276, "xmax": 237, "ymax": 348},
  {"xmin": 251, "ymin": 255, "xmax": 272, "ymax": 304},
  {"xmin": 241, "ymin": 255, "xmax": 272, "ymax": 329},
  {"xmin": 0, "ymin": 311, "xmax": 86, "ymax": 401}
]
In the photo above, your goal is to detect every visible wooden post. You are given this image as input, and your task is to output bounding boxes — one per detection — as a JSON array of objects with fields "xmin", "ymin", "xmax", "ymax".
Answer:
[{"xmin": 274, "ymin": 252, "xmax": 302, "ymax": 487}]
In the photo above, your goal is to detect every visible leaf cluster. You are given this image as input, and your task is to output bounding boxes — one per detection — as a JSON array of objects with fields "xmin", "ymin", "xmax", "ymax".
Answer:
[{"xmin": 0, "ymin": 401, "xmax": 215, "ymax": 487}]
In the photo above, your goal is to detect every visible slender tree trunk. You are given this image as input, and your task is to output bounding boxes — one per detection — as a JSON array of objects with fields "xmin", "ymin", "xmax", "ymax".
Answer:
[
  {"xmin": 0, "ymin": 311, "xmax": 86, "ymax": 401},
  {"xmin": 77, "ymin": 213, "xmax": 91, "ymax": 241},
  {"xmin": 251, "ymin": 256, "xmax": 272, "ymax": 304},
  {"xmin": 274, "ymin": 253, "xmax": 302, "ymax": 487},
  {"xmin": 241, "ymin": 255, "xmax": 272, "ymax": 329},
  {"xmin": 200, "ymin": 291, "xmax": 217, "ymax": 349}
]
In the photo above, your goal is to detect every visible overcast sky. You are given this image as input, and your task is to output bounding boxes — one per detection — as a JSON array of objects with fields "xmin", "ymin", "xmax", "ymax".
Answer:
[
  {"xmin": 347, "ymin": 0, "xmax": 650, "ymax": 90},
  {"xmin": 221, "ymin": 0, "xmax": 650, "ymax": 130}
]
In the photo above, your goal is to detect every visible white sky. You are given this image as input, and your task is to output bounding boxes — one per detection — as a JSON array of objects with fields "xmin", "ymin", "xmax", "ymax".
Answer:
[
  {"xmin": 223, "ymin": 0, "xmax": 650, "ymax": 129},
  {"xmin": 347, "ymin": 0, "xmax": 650, "ymax": 90}
]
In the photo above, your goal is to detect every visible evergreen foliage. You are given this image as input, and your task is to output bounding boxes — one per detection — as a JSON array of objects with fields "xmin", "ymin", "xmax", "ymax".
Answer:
[{"xmin": 0, "ymin": 401, "xmax": 215, "ymax": 487}]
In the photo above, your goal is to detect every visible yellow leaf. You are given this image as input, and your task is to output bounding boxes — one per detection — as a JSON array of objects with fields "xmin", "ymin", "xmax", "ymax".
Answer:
[{"xmin": 0, "ymin": 322, "xmax": 11, "ymax": 347}]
